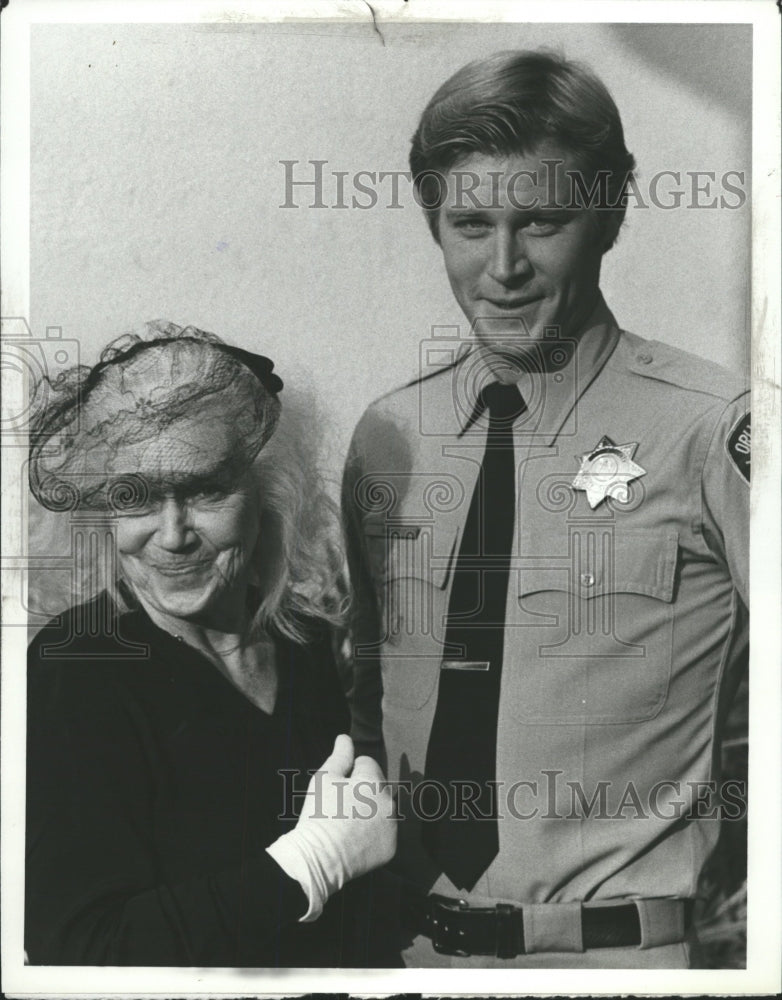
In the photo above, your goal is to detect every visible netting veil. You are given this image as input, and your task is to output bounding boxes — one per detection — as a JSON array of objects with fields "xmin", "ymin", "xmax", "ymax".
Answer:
[{"xmin": 29, "ymin": 321, "xmax": 283, "ymax": 512}]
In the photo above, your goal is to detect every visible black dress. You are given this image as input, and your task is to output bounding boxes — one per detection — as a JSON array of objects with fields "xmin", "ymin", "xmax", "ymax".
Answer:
[{"xmin": 25, "ymin": 592, "xmax": 363, "ymax": 967}]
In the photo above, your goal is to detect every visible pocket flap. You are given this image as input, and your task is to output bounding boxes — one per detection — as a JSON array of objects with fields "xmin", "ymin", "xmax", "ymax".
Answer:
[
  {"xmin": 363, "ymin": 518, "xmax": 459, "ymax": 589},
  {"xmin": 518, "ymin": 529, "xmax": 679, "ymax": 602}
]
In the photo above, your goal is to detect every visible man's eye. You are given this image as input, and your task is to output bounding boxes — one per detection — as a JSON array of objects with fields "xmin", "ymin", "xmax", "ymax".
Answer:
[
  {"xmin": 525, "ymin": 219, "xmax": 561, "ymax": 236},
  {"xmin": 525, "ymin": 213, "xmax": 572, "ymax": 236},
  {"xmin": 453, "ymin": 218, "xmax": 492, "ymax": 236}
]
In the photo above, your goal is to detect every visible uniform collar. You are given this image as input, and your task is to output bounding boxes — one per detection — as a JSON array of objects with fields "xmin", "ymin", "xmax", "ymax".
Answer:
[{"xmin": 451, "ymin": 294, "xmax": 621, "ymax": 446}]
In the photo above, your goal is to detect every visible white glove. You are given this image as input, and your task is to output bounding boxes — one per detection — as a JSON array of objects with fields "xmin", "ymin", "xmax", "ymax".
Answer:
[{"xmin": 266, "ymin": 734, "xmax": 396, "ymax": 921}]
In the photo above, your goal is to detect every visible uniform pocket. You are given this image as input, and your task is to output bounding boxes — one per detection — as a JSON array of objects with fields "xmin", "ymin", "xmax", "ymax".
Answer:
[
  {"xmin": 364, "ymin": 522, "xmax": 458, "ymax": 710},
  {"xmin": 515, "ymin": 529, "xmax": 678, "ymax": 724}
]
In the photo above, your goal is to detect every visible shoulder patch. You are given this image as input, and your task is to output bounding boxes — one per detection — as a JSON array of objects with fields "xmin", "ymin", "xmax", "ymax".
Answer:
[{"xmin": 726, "ymin": 411, "xmax": 750, "ymax": 483}]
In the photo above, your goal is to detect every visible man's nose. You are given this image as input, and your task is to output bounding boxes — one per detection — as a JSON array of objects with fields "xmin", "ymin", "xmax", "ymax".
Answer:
[
  {"xmin": 487, "ymin": 229, "xmax": 531, "ymax": 284},
  {"xmin": 155, "ymin": 498, "xmax": 194, "ymax": 550}
]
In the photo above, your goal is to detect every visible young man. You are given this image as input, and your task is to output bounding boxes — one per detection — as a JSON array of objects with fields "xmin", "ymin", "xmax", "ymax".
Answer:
[{"xmin": 342, "ymin": 50, "xmax": 748, "ymax": 968}]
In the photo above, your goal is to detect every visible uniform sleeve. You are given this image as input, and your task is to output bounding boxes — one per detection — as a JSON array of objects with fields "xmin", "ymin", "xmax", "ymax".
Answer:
[
  {"xmin": 700, "ymin": 392, "xmax": 750, "ymax": 607},
  {"xmin": 25, "ymin": 650, "xmax": 308, "ymax": 966},
  {"xmin": 341, "ymin": 426, "xmax": 386, "ymax": 765}
]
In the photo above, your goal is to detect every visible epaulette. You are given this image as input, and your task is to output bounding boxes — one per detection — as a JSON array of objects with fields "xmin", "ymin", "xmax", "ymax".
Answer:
[{"xmin": 614, "ymin": 331, "xmax": 749, "ymax": 404}]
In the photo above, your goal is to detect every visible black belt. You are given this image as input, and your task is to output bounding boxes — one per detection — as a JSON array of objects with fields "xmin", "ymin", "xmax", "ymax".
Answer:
[{"xmin": 402, "ymin": 892, "xmax": 694, "ymax": 958}]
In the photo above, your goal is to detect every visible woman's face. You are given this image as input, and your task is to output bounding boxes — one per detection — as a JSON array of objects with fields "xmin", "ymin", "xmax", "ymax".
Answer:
[{"xmin": 113, "ymin": 426, "xmax": 262, "ymax": 629}]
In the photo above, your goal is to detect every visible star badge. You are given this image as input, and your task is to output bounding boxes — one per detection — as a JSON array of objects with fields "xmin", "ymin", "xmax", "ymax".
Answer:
[{"xmin": 572, "ymin": 436, "xmax": 646, "ymax": 509}]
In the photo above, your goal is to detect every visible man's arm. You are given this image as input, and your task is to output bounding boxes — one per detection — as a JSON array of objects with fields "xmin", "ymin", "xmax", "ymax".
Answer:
[
  {"xmin": 700, "ymin": 391, "xmax": 750, "ymax": 606},
  {"xmin": 341, "ymin": 427, "xmax": 386, "ymax": 766}
]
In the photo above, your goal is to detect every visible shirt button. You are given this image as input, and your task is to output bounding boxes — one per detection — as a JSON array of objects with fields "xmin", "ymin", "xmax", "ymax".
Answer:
[
  {"xmin": 580, "ymin": 572, "xmax": 595, "ymax": 587},
  {"xmin": 637, "ymin": 352, "xmax": 653, "ymax": 364}
]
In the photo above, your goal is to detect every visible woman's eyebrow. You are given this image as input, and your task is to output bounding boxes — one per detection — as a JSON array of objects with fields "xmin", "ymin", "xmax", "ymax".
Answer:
[{"xmin": 171, "ymin": 472, "xmax": 235, "ymax": 496}]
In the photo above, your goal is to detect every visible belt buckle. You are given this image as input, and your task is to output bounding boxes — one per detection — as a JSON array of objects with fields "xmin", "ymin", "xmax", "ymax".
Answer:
[{"xmin": 429, "ymin": 895, "xmax": 471, "ymax": 956}]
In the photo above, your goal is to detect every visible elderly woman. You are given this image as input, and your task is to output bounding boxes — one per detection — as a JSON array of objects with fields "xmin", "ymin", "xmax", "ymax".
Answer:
[{"xmin": 25, "ymin": 322, "xmax": 395, "ymax": 967}]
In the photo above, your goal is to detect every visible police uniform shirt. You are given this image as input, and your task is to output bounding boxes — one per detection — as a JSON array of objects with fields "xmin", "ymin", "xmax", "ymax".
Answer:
[{"xmin": 342, "ymin": 296, "xmax": 749, "ymax": 963}]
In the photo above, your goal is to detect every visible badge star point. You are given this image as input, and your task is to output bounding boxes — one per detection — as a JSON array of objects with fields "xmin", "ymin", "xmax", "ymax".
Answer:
[{"xmin": 572, "ymin": 436, "xmax": 647, "ymax": 509}]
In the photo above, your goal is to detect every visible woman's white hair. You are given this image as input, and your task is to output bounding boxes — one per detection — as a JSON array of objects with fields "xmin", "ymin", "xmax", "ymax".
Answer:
[{"xmin": 244, "ymin": 383, "xmax": 347, "ymax": 641}]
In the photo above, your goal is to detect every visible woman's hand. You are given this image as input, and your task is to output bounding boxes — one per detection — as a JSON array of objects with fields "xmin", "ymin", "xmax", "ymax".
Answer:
[{"xmin": 266, "ymin": 735, "xmax": 396, "ymax": 920}]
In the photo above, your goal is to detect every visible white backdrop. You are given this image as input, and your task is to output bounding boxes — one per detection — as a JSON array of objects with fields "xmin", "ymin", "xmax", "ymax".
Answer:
[{"xmin": 30, "ymin": 20, "xmax": 751, "ymax": 475}]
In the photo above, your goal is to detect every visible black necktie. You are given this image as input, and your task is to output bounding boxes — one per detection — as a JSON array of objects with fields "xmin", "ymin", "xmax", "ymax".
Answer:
[{"xmin": 421, "ymin": 380, "xmax": 525, "ymax": 890}]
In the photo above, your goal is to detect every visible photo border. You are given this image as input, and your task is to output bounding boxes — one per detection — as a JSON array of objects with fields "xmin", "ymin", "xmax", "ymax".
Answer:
[{"xmin": 2, "ymin": 0, "xmax": 779, "ymax": 995}]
